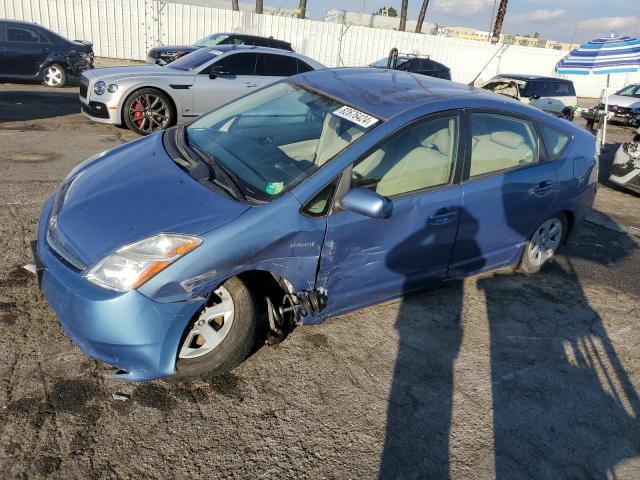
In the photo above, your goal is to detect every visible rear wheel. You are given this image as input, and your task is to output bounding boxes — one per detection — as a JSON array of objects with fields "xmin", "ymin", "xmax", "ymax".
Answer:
[
  {"xmin": 518, "ymin": 214, "xmax": 567, "ymax": 274},
  {"xmin": 123, "ymin": 88, "xmax": 175, "ymax": 135},
  {"xmin": 42, "ymin": 64, "xmax": 67, "ymax": 88},
  {"xmin": 175, "ymin": 276, "xmax": 258, "ymax": 379}
]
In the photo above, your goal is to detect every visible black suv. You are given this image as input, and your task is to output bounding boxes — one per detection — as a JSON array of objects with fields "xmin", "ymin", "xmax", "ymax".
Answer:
[
  {"xmin": 0, "ymin": 19, "xmax": 94, "ymax": 87},
  {"xmin": 370, "ymin": 53, "xmax": 452, "ymax": 80},
  {"xmin": 147, "ymin": 33, "xmax": 293, "ymax": 65}
]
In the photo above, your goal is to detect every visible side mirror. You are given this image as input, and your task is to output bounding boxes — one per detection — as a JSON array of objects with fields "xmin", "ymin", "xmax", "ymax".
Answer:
[
  {"xmin": 530, "ymin": 94, "xmax": 541, "ymax": 100},
  {"xmin": 209, "ymin": 65, "xmax": 229, "ymax": 79},
  {"xmin": 340, "ymin": 188, "xmax": 392, "ymax": 219}
]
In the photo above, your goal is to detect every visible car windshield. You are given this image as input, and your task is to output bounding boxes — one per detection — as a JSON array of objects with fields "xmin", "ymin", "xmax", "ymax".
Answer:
[
  {"xmin": 187, "ymin": 82, "xmax": 378, "ymax": 201},
  {"xmin": 167, "ymin": 48, "xmax": 221, "ymax": 71},
  {"xmin": 615, "ymin": 85, "xmax": 640, "ymax": 98},
  {"xmin": 370, "ymin": 57, "xmax": 409, "ymax": 69},
  {"xmin": 194, "ymin": 34, "xmax": 229, "ymax": 48}
]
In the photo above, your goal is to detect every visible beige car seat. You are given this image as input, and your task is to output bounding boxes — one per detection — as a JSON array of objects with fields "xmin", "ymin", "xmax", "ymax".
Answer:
[{"xmin": 470, "ymin": 130, "xmax": 535, "ymax": 176}]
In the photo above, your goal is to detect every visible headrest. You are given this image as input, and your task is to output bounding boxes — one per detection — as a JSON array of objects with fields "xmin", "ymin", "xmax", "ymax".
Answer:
[
  {"xmin": 490, "ymin": 131, "xmax": 524, "ymax": 149},
  {"xmin": 422, "ymin": 128, "xmax": 450, "ymax": 156}
]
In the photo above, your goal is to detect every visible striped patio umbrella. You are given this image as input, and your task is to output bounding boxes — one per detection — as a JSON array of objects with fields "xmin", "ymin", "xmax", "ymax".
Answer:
[{"xmin": 555, "ymin": 35, "xmax": 640, "ymax": 146}]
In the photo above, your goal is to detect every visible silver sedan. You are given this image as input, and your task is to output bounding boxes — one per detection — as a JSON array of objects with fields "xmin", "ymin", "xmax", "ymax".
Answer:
[{"xmin": 79, "ymin": 45, "xmax": 325, "ymax": 135}]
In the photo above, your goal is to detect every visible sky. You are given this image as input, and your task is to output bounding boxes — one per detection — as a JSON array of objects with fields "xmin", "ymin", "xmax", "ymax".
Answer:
[{"xmin": 265, "ymin": 0, "xmax": 640, "ymax": 44}]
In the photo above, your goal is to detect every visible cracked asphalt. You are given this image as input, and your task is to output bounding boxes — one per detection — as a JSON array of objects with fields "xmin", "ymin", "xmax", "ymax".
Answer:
[{"xmin": 1, "ymin": 69, "xmax": 639, "ymax": 479}]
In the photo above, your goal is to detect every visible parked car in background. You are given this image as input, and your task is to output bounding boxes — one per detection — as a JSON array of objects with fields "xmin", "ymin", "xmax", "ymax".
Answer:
[
  {"xmin": 370, "ymin": 53, "xmax": 451, "ymax": 80},
  {"xmin": 609, "ymin": 127, "xmax": 640, "ymax": 194},
  {"xmin": 0, "ymin": 19, "xmax": 93, "ymax": 87},
  {"xmin": 482, "ymin": 75, "xmax": 577, "ymax": 120},
  {"xmin": 80, "ymin": 45, "xmax": 324, "ymax": 135},
  {"xmin": 34, "ymin": 68, "xmax": 598, "ymax": 381},
  {"xmin": 586, "ymin": 84, "xmax": 640, "ymax": 128},
  {"xmin": 147, "ymin": 33, "xmax": 293, "ymax": 65}
]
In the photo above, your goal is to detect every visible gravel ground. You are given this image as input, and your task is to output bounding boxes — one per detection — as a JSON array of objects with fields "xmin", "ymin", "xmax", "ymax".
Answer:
[{"xmin": 0, "ymin": 68, "xmax": 639, "ymax": 479}]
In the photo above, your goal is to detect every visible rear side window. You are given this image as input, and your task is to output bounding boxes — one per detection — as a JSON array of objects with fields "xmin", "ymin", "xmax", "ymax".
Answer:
[
  {"xmin": 469, "ymin": 113, "xmax": 539, "ymax": 177},
  {"xmin": 297, "ymin": 59, "xmax": 314, "ymax": 74},
  {"xmin": 258, "ymin": 54, "xmax": 298, "ymax": 76},
  {"xmin": 215, "ymin": 52, "xmax": 258, "ymax": 76},
  {"xmin": 550, "ymin": 82, "xmax": 575, "ymax": 97},
  {"xmin": 540, "ymin": 125, "xmax": 570, "ymax": 158},
  {"xmin": 7, "ymin": 25, "xmax": 41, "ymax": 43}
]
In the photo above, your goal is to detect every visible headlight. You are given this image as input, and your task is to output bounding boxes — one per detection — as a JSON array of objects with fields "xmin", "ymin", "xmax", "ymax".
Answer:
[
  {"xmin": 94, "ymin": 81, "xmax": 106, "ymax": 95},
  {"xmin": 85, "ymin": 233, "xmax": 202, "ymax": 292},
  {"xmin": 107, "ymin": 83, "xmax": 118, "ymax": 93}
]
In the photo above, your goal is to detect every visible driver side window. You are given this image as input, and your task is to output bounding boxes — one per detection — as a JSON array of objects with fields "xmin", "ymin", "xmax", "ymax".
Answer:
[{"xmin": 352, "ymin": 115, "xmax": 459, "ymax": 197}]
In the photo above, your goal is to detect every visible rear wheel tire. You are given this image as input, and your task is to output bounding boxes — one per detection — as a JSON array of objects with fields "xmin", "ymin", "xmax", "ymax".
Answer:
[
  {"xmin": 42, "ymin": 64, "xmax": 67, "ymax": 88},
  {"xmin": 175, "ymin": 276, "xmax": 258, "ymax": 380},
  {"xmin": 518, "ymin": 213, "xmax": 567, "ymax": 274},
  {"xmin": 123, "ymin": 87, "xmax": 175, "ymax": 136}
]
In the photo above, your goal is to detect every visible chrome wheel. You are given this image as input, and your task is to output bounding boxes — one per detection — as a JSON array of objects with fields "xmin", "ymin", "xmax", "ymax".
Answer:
[
  {"xmin": 178, "ymin": 286, "xmax": 235, "ymax": 359},
  {"xmin": 127, "ymin": 93, "xmax": 171, "ymax": 134},
  {"xmin": 43, "ymin": 66, "xmax": 63, "ymax": 86},
  {"xmin": 527, "ymin": 218, "xmax": 563, "ymax": 267}
]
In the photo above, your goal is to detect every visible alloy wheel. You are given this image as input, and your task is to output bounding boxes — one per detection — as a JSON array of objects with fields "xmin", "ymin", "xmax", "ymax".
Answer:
[
  {"xmin": 43, "ymin": 66, "xmax": 63, "ymax": 86},
  {"xmin": 178, "ymin": 286, "xmax": 235, "ymax": 359},
  {"xmin": 128, "ymin": 93, "xmax": 171, "ymax": 134},
  {"xmin": 527, "ymin": 218, "xmax": 563, "ymax": 267}
]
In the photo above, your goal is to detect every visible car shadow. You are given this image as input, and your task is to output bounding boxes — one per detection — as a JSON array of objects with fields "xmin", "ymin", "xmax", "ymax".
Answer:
[
  {"xmin": 0, "ymin": 89, "xmax": 80, "ymax": 123},
  {"xmin": 379, "ymin": 206, "xmax": 639, "ymax": 478}
]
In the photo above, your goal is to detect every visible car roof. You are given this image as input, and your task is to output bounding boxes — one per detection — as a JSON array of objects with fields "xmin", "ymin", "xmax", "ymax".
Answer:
[
  {"xmin": 217, "ymin": 32, "xmax": 290, "ymax": 44},
  {"xmin": 293, "ymin": 67, "xmax": 504, "ymax": 120},
  {"xmin": 211, "ymin": 45, "xmax": 324, "ymax": 69},
  {"xmin": 495, "ymin": 74, "xmax": 573, "ymax": 83}
]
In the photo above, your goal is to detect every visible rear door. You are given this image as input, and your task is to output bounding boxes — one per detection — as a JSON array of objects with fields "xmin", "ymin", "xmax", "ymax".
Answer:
[
  {"xmin": 449, "ymin": 110, "xmax": 559, "ymax": 276},
  {"xmin": 255, "ymin": 53, "xmax": 299, "ymax": 86},
  {"xmin": 192, "ymin": 52, "xmax": 260, "ymax": 115},
  {"xmin": 4, "ymin": 23, "xmax": 50, "ymax": 77}
]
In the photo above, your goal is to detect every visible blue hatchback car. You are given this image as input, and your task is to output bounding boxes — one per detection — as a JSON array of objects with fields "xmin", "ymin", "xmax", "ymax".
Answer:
[{"xmin": 34, "ymin": 68, "xmax": 598, "ymax": 381}]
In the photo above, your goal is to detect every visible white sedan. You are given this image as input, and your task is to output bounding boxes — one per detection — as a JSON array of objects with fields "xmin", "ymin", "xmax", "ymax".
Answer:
[{"xmin": 79, "ymin": 45, "xmax": 325, "ymax": 135}]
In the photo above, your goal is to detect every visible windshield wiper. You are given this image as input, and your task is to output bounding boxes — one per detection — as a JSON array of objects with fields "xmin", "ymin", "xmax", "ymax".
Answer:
[{"xmin": 189, "ymin": 142, "xmax": 246, "ymax": 201}]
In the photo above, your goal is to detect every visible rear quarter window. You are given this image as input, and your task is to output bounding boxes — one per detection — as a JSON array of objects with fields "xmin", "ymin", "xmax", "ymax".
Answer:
[{"xmin": 540, "ymin": 124, "xmax": 571, "ymax": 158}]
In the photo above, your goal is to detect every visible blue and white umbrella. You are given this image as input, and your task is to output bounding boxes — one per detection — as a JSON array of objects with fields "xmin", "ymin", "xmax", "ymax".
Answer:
[
  {"xmin": 556, "ymin": 35, "xmax": 640, "ymax": 146},
  {"xmin": 556, "ymin": 35, "xmax": 640, "ymax": 75}
]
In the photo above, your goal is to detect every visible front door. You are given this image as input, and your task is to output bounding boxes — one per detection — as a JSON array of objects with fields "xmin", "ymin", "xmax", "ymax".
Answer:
[
  {"xmin": 4, "ymin": 23, "xmax": 50, "ymax": 77},
  {"xmin": 317, "ymin": 113, "xmax": 463, "ymax": 316},
  {"xmin": 449, "ymin": 111, "xmax": 558, "ymax": 276},
  {"xmin": 193, "ymin": 52, "xmax": 263, "ymax": 115}
]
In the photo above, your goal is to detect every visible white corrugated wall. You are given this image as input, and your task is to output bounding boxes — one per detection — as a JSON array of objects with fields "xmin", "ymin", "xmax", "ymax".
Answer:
[{"xmin": 2, "ymin": 0, "xmax": 640, "ymax": 98}]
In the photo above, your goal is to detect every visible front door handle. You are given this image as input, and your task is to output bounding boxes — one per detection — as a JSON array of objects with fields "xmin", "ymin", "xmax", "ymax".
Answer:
[
  {"xmin": 244, "ymin": 82, "xmax": 258, "ymax": 88},
  {"xmin": 429, "ymin": 208, "xmax": 459, "ymax": 226}
]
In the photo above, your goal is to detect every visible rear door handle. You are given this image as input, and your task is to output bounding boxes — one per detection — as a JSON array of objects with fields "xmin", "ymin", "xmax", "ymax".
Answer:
[
  {"xmin": 531, "ymin": 180, "xmax": 556, "ymax": 196},
  {"xmin": 244, "ymin": 82, "xmax": 258, "ymax": 88},
  {"xmin": 429, "ymin": 208, "xmax": 459, "ymax": 226}
]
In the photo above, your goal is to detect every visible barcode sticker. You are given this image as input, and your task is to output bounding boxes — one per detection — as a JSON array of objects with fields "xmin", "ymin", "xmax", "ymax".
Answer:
[{"xmin": 333, "ymin": 106, "xmax": 379, "ymax": 128}]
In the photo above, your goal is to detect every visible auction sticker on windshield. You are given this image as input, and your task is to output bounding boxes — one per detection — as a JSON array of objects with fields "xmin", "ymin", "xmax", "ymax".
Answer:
[{"xmin": 333, "ymin": 106, "xmax": 379, "ymax": 128}]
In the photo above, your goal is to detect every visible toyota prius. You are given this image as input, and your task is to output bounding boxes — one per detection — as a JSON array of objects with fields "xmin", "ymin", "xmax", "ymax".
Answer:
[{"xmin": 33, "ymin": 68, "xmax": 598, "ymax": 381}]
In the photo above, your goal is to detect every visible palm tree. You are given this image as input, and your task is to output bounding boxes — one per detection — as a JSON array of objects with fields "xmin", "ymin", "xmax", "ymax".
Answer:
[
  {"xmin": 256, "ymin": 0, "xmax": 263, "ymax": 14},
  {"xmin": 231, "ymin": 0, "xmax": 239, "ymax": 11},
  {"xmin": 415, "ymin": 0, "xmax": 430, "ymax": 33},
  {"xmin": 297, "ymin": 0, "xmax": 307, "ymax": 19},
  {"xmin": 399, "ymin": 0, "xmax": 408, "ymax": 31}
]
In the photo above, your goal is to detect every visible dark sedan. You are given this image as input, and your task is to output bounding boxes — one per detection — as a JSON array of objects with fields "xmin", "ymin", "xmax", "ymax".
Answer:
[
  {"xmin": 0, "ymin": 19, "xmax": 93, "ymax": 87},
  {"xmin": 147, "ymin": 32, "xmax": 293, "ymax": 65}
]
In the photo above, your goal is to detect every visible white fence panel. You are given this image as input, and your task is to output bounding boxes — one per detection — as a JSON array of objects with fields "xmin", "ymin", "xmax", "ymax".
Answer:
[{"xmin": 3, "ymin": 0, "xmax": 640, "ymax": 98}]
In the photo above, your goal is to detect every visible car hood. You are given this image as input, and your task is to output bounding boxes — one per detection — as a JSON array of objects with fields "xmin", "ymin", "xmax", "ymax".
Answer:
[
  {"xmin": 83, "ymin": 65, "xmax": 189, "ymax": 82},
  {"xmin": 49, "ymin": 133, "xmax": 249, "ymax": 267},
  {"xmin": 607, "ymin": 94, "xmax": 640, "ymax": 108}
]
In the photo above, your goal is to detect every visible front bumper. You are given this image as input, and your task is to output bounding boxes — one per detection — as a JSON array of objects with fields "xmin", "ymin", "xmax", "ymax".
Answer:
[
  {"xmin": 608, "ymin": 145, "xmax": 640, "ymax": 193},
  {"xmin": 80, "ymin": 94, "xmax": 120, "ymax": 124},
  {"xmin": 36, "ymin": 195, "xmax": 202, "ymax": 381}
]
